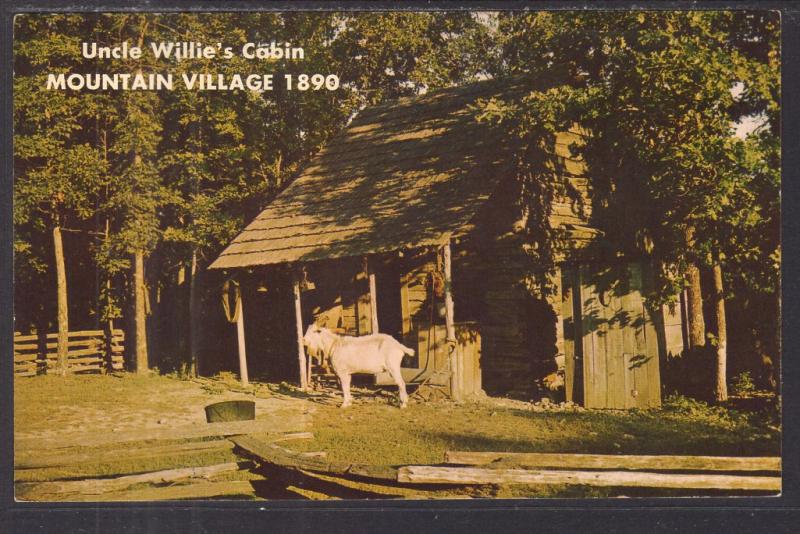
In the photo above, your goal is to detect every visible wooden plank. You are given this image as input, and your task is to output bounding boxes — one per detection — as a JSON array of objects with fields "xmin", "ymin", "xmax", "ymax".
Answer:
[
  {"xmin": 13, "ymin": 343, "xmax": 40, "ymax": 351},
  {"xmin": 626, "ymin": 264, "xmax": 651, "ymax": 408},
  {"xmin": 549, "ymin": 267, "xmax": 565, "ymax": 373},
  {"xmin": 640, "ymin": 268, "xmax": 662, "ymax": 408},
  {"xmin": 236, "ymin": 290, "xmax": 249, "ymax": 386},
  {"xmin": 44, "ymin": 330, "xmax": 105, "ymax": 339},
  {"xmin": 606, "ymin": 285, "xmax": 626, "ymax": 409},
  {"xmin": 293, "ymin": 276, "xmax": 308, "ymax": 390},
  {"xmin": 45, "ymin": 356, "xmax": 103, "ymax": 366},
  {"xmin": 67, "ymin": 480, "xmax": 257, "ymax": 502},
  {"xmin": 231, "ymin": 435, "xmax": 396, "ymax": 482},
  {"xmin": 367, "ymin": 258, "xmax": 379, "ymax": 334},
  {"xmin": 580, "ymin": 266, "xmax": 601, "ymax": 408},
  {"xmin": 15, "ymin": 420, "xmax": 310, "ymax": 451},
  {"xmin": 357, "ymin": 291, "xmax": 371, "ymax": 335},
  {"xmin": 15, "ymin": 438, "xmax": 235, "ymax": 470},
  {"xmin": 16, "ymin": 331, "xmax": 119, "ymax": 342},
  {"xmin": 562, "ymin": 268, "xmax": 576, "ymax": 403},
  {"xmin": 272, "ymin": 432, "xmax": 314, "ymax": 443},
  {"xmin": 44, "ymin": 348, "xmax": 103, "ymax": 358},
  {"xmin": 21, "ymin": 462, "xmax": 247, "ymax": 496},
  {"xmin": 443, "ymin": 242, "xmax": 459, "ymax": 400},
  {"xmin": 443, "ymin": 452, "xmax": 781, "ymax": 472},
  {"xmin": 397, "ymin": 466, "xmax": 780, "ymax": 491},
  {"xmin": 400, "ymin": 272, "xmax": 412, "ymax": 335},
  {"xmin": 44, "ymin": 341, "xmax": 101, "ymax": 351},
  {"xmin": 295, "ymin": 468, "xmax": 447, "ymax": 499}
]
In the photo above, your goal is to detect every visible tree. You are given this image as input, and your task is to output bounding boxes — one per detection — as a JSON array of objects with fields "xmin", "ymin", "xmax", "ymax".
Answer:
[
  {"xmin": 14, "ymin": 14, "xmax": 108, "ymax": 374},
  {"xmin": 104, "ymin": 14, "xmax": 168, "ymax": 373},
  {"xmin": 478, "ymin": 11, "xmax": 779, "ymax": 400}
]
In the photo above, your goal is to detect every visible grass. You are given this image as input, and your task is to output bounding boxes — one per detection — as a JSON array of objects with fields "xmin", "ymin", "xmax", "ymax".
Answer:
[
  {"xmin": 13, "ymin": 373, "xmax": 781, "ymax": 500},
  {"xmin": 14, "ymin": 373, "xmax": 261, "ymax": 497},
  {"xmin": 290, "ymin": 394, "xmax": 780, "ymax": 466}
]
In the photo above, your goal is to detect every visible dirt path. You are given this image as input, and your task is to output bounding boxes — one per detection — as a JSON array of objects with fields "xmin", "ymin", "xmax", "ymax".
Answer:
[{"xmin": 15, "ymin": 375, "xmax": 317, "ymax": 452}]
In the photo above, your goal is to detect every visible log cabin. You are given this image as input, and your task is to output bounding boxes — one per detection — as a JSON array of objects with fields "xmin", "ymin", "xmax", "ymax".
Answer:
[{"xmin": 209, "ymin": 78, "xmax": 687, "ymax": 409}]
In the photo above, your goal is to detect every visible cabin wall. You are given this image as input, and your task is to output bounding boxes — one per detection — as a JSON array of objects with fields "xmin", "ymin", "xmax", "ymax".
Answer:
[
  {"xmin": 306, "ymin": 258, "xmax": 373, "ymax": 336},
  {"xmin": 472, "ymin": 233, "xmax": 561, "ymax": 400},
  {"xmin": 457, "ymin": 131, "xmax": 594, "ymax": 400},
  {"xmin": 453, "ymin": 128, "xmax": 672, "ymax": 404}
]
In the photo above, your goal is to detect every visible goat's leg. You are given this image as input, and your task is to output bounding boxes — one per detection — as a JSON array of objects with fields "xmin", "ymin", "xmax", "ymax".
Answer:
[
  {"xmin": 338, "ymin": 372, "xmax": 352, "ymax": 408},
  {"xmin": 387, "ymin": 360, "xmax": 408, "ymax": 408}
]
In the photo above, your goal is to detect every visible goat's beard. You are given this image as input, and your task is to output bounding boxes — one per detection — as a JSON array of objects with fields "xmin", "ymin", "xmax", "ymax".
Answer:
[{"xmin": 306, "ymin": 344, "xmax": 324, "ymax": 364}]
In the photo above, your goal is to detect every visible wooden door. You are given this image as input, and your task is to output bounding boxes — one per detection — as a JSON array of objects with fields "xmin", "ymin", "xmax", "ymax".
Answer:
[{"xmin": 578, "ymin": 263, "xmax": 661, "ymax": 409}]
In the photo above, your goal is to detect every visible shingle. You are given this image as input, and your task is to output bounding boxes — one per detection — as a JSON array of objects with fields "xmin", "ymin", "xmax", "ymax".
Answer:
[{"xmin": 209, "ymin": 78, "xmax": 524, "ymax": 269}]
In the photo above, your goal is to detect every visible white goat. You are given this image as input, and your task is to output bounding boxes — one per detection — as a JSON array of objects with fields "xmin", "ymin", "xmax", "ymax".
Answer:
[{"xmin": 303, "ymin": 325, "xmax": 414, "ymax": 408}]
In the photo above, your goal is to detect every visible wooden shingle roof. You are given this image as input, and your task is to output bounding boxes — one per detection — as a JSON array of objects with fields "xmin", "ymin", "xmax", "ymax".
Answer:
[{"xmin": 209, "ymin": 79, "xmax": 527, "ymax": 270}]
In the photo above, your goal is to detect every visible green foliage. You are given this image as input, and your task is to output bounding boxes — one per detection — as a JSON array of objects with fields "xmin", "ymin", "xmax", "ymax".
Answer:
[
  {"xmin": 12, "ymin": 12, "xmax": 779, "ymax": 379},
  {"xmin": 731, "ymin": 371, "xmax": 757, "ymax": 396},
  {"xmin": 476, "ymin": 12, "xmax": 780, "ymax": 358},
  {"xmin": 662, "ymin": 393, "xmax": 747, "ymax": 431}
]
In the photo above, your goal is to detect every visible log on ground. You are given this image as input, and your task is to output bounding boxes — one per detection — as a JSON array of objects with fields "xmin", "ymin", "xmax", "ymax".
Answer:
[
  {"xmin": 17, "ymin": 461, "xmax": 249, "ymax": 497},
  {"xmin": 15, "ymin": 438, "xmax": 234, "ymax": 470},
  {"xmin": 443, "ymin": 451, "xmax": 781, "ymax": 472},
  {"xmin": 60, "ymin": 480, "xmax": 259, "ymax": 502},
  {"xmin": 397, "ymin": 466, "xmax": 781, "ymax": 491},
  {"xmin": 231, "ymin": 435, "xmax": 397, "ymax": 481}
]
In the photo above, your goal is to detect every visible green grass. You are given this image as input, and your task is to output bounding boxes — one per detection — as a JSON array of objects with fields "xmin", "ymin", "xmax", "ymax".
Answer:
[
  {"xmin": 14, "ymin": 373, "xmax": 260, "ymax": 497},
  {"xmin": 14, "ymin": 373, "xmax": 781, "ymax": 500},
  {"xmin": 290, "ymin": 395, "xmax": 780, "ymax": 466}
]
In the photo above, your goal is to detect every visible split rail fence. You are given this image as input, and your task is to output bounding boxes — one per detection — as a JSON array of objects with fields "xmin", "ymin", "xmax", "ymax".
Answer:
[{"xmin": 14, "ymin": 329, "xmax": 124, "ymax": 376}]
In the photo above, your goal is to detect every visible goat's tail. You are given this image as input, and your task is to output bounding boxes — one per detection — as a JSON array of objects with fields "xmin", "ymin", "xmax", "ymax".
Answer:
[{"xmin": 401, "ymin": 344, "xmax": 415, "ymax": 357}]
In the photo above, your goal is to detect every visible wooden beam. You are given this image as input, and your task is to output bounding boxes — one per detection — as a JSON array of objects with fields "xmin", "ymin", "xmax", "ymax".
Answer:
[
  {"xmin": 367, "ymin": 257, "xmax": 379, "ymax": 334},
  {"xmin": 271, "ymin": 432, "xmax": 315, "ymax": 443},
  {"xmin": 231, "ymin": 435, "xmax": 396, "ymax": 482},
  {"xmin": 15, "ymin": 439, "xmax": 234, "ymax": 470},
  {"xmin": 20, "ymin": 462, "xmax": 248, "ymax": 497},
  {"xmin": 442, "ymin": 242, "xmax": 460, "ymax": 400},
  {"xmin": 443, "ymin": 451, "xmax": 782, "ymax": 472},
  {"xmin": 15, "ymin": 419, "xmax": 311, "ymax": 452},
  {"xmin": 235, "ymin": 288, "xmax": 249, "ymax": 386},
  {"xmin": 399, "ymin": 271, "xmax": 411, "ymax": 336},
  {"xmin": 397, "ymin": 465, "xmax": 781, "ymax": 491},
  {"xmin": 72, "ymin": 480, "xmax": 257, "ymax": 502},
  {"xmin": 293, "ymin": 274, "xmax": 308, "ymax": 391}
]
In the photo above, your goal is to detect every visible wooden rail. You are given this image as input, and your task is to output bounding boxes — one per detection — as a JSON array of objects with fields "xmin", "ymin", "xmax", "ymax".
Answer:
[
  {"xmin": 397, "ymin": 465, "xmax": 781, "ymax": 491},
  {"xmin": 230, "ymin": 436, "xmax": 781, "ymax": 496},
  {"xmin": 443, "ymin": 451, "xmax": 781, "ymax": 472},
  {"xmin": 14, "ymin": 329, "xmax": 124, "ymax": 376}
]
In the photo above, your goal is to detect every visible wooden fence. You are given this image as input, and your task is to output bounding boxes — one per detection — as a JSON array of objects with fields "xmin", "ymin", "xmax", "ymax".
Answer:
[{"xmin": 14, "ymin": 329, "xmax": 124, "ymax": 376}]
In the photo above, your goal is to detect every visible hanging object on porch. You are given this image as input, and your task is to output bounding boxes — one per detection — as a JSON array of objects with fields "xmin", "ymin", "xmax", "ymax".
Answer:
[
  {"xmin": 221, "ymin": 278, "xmax": 249, "ymax": 386},
  {"xmin": 221, "ymin": 279, "xmax": 241, "ymax": 323},
  {"xmin": 299, "ymin": 265, "xmax": 315, "ymax": 291}
]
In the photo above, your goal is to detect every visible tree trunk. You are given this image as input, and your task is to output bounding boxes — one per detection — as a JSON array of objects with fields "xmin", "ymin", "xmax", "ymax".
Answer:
[
  {"xmin": 685, "ymin": 263, "xmax": 706, "ymax": 348},
  {"xmin": 712, "ymin": 260, "xmax": 728, "ymax": 402},
  {"xmin": 53, "ymin": 226, "xmax": 69, "ymax": 376},
  {"xmin": 134, "ymin": 250, "xmax": 148, "ymax": 373},
  {"xmin": 188, "ymin": 249, "xmax": 199, "ymax": 377}
]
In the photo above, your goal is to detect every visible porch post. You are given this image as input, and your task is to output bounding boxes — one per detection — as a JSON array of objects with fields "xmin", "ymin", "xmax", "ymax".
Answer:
[
  {"xmin": 442, "ymin": 241, "xmax": 461, "ymax": 401},
  {"xmin": 235, "ymin": 287, "xmax": 249, "ymax": 386},
  {"xmin": 367, "ymin": 256, "xmax": 379, "ymax": 334},
  {"xmin": 293, "ymin": 272, "xmax": 308, "ymax": 390}
]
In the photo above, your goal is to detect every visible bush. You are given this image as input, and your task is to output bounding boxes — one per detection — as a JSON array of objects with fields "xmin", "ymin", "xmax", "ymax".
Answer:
[{"xmin": 731, "ymin": 371, "xmax": 757, "ymax": 397}]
